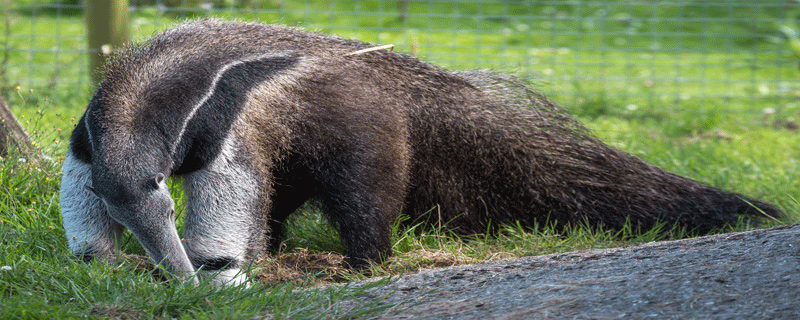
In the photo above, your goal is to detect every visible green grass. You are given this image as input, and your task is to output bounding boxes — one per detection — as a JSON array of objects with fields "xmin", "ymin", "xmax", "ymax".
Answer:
[{"xmin": 2, "ymin": 1, "xmax": 800, "ymax": 319}]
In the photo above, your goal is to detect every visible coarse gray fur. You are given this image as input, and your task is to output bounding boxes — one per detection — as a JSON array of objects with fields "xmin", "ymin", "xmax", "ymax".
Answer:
[{"xmin": 60, "ymin": 19, "xmax": 780, "ymax": 285}]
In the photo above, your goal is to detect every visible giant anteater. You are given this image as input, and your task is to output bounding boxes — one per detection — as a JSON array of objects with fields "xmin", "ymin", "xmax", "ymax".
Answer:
[{"xmin": 60, "ymin": 20, "xmax": 780, "ymax": 285}]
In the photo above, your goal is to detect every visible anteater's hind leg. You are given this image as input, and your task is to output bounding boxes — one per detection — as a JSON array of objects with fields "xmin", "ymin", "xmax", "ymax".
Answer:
[
  {"xmin": 311, "ymin": 147, "xmax": 410, "ymax": 268},
  {"xmin": 318, "ymin": 188, "xmax": 396, "ymax": 268}
]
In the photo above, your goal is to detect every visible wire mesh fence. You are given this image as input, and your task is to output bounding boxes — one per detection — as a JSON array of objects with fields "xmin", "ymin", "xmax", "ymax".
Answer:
[{"xmin": 4, "ymin": 0, "xmax": 800, "ymax": 117}]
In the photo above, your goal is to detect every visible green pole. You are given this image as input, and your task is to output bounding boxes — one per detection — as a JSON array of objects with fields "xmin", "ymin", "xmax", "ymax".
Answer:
[{"xmin": 86, "ymin": 0, "xmax": 130, "ymax": 85}]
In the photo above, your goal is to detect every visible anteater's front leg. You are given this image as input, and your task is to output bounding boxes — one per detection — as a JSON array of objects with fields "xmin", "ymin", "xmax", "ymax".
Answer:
[
  {"xmin": 182, "ymin": 146, "xmax": 268, "ymax": 286},
  {"xmin": 60, "ymin": 152, "xmax": 124, "ymax": 262}
]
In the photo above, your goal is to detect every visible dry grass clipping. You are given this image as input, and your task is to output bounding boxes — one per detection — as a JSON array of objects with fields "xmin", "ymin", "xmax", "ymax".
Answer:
[
  {"xmin": 251, "ymin": 249, "xmax": 352, "ymax": 285},
  {"xmin": 112, "ymin": 248, "xmax": 483, "ymax": 287}
]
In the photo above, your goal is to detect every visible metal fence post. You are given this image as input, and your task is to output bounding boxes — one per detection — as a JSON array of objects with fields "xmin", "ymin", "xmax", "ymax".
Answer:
[{"xmin": 86, "ymin": 0, "xmax": 129, "ymax": 85}]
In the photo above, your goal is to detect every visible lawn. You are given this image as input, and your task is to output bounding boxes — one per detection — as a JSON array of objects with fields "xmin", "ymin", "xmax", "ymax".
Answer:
[{"xmin": 1, "ymin": 1, "xmax": 799, "ymax": 318}]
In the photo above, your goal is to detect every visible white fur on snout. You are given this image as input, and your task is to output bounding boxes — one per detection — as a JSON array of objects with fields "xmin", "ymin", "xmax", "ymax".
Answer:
[
  {"xmin": 182, "ymin": 135, "xmax": 261, "ymax": 279},
  {"xmin": 60, "ymin": 152, "xmax": 123, "ymax": 258}
]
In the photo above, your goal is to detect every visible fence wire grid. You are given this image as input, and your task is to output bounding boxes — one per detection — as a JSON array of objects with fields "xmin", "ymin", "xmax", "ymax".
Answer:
[{"xmin": 4, "ymin": 0, "xmax": 800, "ymax": 119}]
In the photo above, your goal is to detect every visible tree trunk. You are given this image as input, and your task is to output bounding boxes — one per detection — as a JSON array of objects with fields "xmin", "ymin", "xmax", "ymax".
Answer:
[{"xmin": 0, "ymin": 95, "xmax": 33, "ymax": 156}]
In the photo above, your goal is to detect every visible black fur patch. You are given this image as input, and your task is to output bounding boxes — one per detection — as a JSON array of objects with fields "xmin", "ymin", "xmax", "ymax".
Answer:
[
  {"xmin": 192, "ymin": 256, "xmax": 236, "ymax": 271},
  {"xmin": 69, "ymin": 87, "xmax": 111, "ymax": 164},
  {"xmin": 69, "ymin": 114, "xmax": 92, "ymax": 164},
  {"xmin": 79, "ymin": 252, "xmax": 95, "ymax": 263},
  {"xmin": 171, "ymin": 55, "xmax": 298, "ymax": 175}
]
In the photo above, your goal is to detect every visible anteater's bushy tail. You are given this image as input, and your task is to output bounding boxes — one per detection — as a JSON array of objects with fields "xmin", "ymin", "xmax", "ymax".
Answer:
[{"xmin": 404, "ymin": 71, "xmax": 781, "ymax": 234}]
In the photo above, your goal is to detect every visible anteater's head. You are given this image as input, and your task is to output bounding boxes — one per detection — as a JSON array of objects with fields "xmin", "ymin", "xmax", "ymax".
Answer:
[{"xmin": 80, "ymin": 74, "xmax": 198, "ymax": 283}]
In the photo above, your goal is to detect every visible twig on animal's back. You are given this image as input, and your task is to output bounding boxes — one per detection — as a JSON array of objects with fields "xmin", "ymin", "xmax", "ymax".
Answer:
[{"xmin": 343, "ymin": 44, "xmax": 395, "ymax": 57}]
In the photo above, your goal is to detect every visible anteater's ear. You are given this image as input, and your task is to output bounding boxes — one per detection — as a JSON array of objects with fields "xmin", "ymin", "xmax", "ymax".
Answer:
[{"xmin": 152, "ymin": 173, "xmax": 166, "ymax": 189}]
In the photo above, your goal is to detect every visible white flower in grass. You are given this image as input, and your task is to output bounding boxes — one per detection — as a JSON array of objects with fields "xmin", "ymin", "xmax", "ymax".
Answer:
[{"xmin": 1, "ymin": 266, "xmax": 11, "ymax": 271}]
